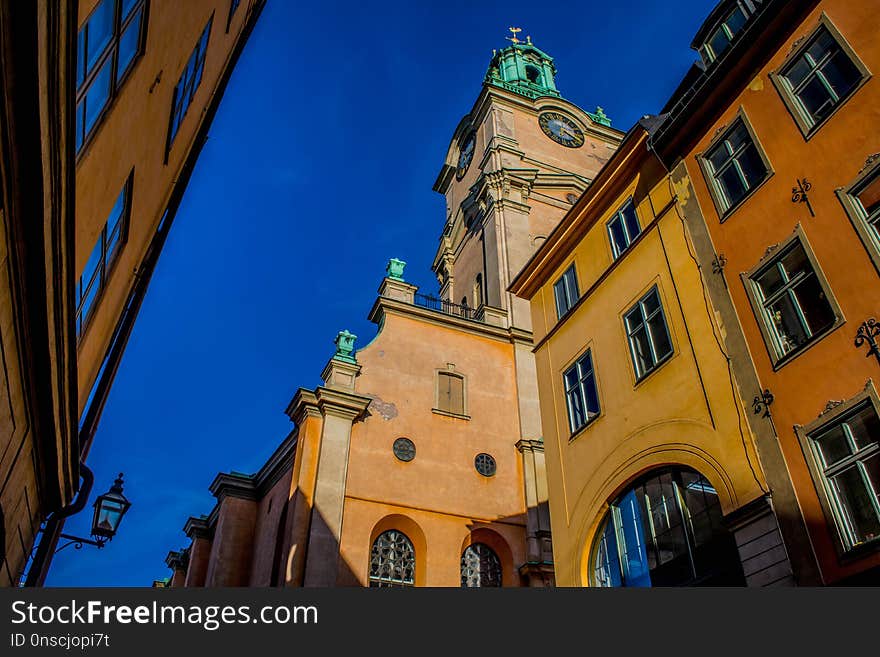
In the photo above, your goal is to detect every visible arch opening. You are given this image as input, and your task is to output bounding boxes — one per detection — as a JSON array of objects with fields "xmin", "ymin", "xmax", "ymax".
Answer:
[{"xmin": 590, "ymin": 467, "xmax": 744, "ymax": 587}]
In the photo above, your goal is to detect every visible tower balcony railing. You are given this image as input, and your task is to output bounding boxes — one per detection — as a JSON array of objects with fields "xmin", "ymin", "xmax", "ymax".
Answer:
[{"xmin": 413, "ymin": 293, "xmax": 480, "ymax": 322}]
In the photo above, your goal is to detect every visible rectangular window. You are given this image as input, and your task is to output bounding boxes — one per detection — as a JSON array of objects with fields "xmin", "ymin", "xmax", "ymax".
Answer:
[
  {"xmin": 699, "ymin": 5, "xmax": 748, "ymax": 65},
  {"xmin": 607, "ymin": 199, "xmax": 642, "ymax": 258},
  {"xmin": 779, "ymin": 24, "xmax": 866, "ymax": 132},
  {"xmin": 226, "ymin": 0, "xmax": 242, "ymax": 32},
  {"xmin": 75, "ymin": 0, "xmax": 147, "ymax": 153},
  {"xmin": 809, "ymin": 403, "xmax": 880, "ymax": 549},
  {"xmin": 837, "ymin": 161, "xmax": 880, "ymax": 275},
  {"xmin": 564, "ymin": 350, "xmax": 600, "ymax": 433},
  {"xmin": 553, "ymin": 264, "xmax": 580, "ymax": 319},
  {"xmin": 625, "ymin": 287, "xmax": 673, "ymax": 380},
  {"xmin": 702, "ymin": 118, "xmax": 770, "ymax": 216},
  {"xmin": 749, "ymin": 239, "xmax": 836, "ymax": 360},
  {"xmin": 167, "ymin": 17, "xmax": 213, "ymax": 151},
  {"xmin": 76, "ymin": 175, "xmax": 132, "ymax": 337},
  {"xmin": 437, "ymin": 372, "xmax": 465, "ymax": 416}
]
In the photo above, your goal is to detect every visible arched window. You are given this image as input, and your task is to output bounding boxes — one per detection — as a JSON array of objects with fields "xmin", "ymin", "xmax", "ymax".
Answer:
[
  {"xmin": 369, "ymin": 530, "xmax": 415, "ymax": 587},
  {"xmin": 591, "ymin": 468, "xmax": 745, "ymax": 587},
  {"xmin": 461, "ymin": 542, "xmax": 502, "ymax": 587}
]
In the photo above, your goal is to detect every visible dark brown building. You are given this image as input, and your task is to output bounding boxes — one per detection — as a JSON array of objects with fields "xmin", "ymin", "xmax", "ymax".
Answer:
[{"xmin": 1, "ymin": 0, "xmax": 264, "ymax": 586}]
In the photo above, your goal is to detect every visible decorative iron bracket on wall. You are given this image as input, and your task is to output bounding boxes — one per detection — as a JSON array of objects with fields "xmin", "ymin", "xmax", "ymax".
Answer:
[
  {"xmin": 752, "ymin": 389, "xmax": 774, "ymax": 418},
  {"xmin": 791, "ymin": 178, "xmax": 815, "ymax": 217},
  {"xmin": 855, "ymin": 318, "xmax": 880, "ymax": 366}
]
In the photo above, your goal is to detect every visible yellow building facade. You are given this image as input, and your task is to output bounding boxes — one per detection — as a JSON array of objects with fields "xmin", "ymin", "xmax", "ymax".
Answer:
[{"xmin": 511, "ymin": 124, "xmax": 795, "ymax": 587}]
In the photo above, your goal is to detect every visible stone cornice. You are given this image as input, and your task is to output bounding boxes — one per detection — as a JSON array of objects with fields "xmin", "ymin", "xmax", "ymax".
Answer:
[
  {"xmin": 253, "ymin": 430, "xmax": 297, "ymax": 495},
  {"xmin": 209, "ymin": 472, "xmax": 258, "ymax": 502},
  {"xmin": 314, "ymin": 386, "xmax": 372, "ymax": 421},
  {"xmin": 434, "ymin": 83, "xmax": 624, "ymax": 195},
  {"xmin": 284, "ymin": 387, "xmax": 320, "ymax": 424},
  {"xmin": 367, "ymin": 296, "xmax": 534, "ymax": 346},
  {"xmin": 183, "ymin": 515, "xmax": 213, "ymax": 540},
  {"xmin": 516, "ymin": 438, "xmax": 545, "ymax": 453},
  {"xmin": 205, "ymin": 431, "xmax": 297, "ymax": 506},
  {"xmin": 165, "ymin": 549, "xmax": 189, "ymax": 571}
]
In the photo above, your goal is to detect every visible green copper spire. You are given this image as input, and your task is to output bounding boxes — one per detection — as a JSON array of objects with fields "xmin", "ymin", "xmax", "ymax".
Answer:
[
  {"xmin": 333, "ymin": 330, "xmax": 357, "ymax": 364},
  {"xmin": 485, "ymin": 29, "xmax": 560, "ymax": 100}
]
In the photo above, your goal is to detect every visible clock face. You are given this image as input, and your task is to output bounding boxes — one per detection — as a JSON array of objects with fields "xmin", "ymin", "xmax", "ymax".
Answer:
[
  {"xmin": 456, "ymin": 134, "xmax": 475, "ymax": 179},
  {"xmin": 538, "ymin": 112, "xmax": 585, "ymax": 148}
]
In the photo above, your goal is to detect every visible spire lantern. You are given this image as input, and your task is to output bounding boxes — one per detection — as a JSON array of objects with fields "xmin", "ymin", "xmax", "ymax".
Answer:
[{"xmin": 485, "ymin": 30, "xmax": 560, "ymax": 100}]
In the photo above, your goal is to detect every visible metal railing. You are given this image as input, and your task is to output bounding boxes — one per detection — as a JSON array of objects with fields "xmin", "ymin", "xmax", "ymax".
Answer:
[{"xmin": 413, "ymin": 293, "xmax": 480, "ymax": 322}]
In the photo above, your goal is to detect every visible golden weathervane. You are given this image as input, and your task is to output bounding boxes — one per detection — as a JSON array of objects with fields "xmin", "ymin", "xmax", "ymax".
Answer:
[{"xmin": 506, "ymin": 26, "xmax": 522, "ymax": 44}]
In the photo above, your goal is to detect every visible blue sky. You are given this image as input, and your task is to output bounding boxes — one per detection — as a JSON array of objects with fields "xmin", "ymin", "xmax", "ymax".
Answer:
[{"xmin": 47, "ymin": 0, "xmax": 717, "ymax": 586}]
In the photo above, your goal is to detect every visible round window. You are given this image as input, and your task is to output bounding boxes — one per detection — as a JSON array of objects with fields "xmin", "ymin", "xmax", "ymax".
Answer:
[
  {"xmin": 393, "ymin": 437, "xmax": 416, "ymax": 462},
  {"xmin": 474, "ymin": 453, "xmax": 496, "ymax": 477}
]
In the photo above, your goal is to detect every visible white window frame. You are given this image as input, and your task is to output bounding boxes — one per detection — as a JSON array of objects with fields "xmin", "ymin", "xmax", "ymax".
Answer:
[{"xmin": 553, "ymin": 264, "xmax": 580, "ymax": 319}]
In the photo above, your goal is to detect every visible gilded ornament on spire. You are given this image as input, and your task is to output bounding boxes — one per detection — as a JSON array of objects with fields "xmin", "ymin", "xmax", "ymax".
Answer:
[{"xmin": 506, "ymin": 26, "xmax": 522, "ymax": 44}]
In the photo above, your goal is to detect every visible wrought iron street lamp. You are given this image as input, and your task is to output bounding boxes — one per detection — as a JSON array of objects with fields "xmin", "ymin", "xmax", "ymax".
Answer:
[{"xmin": 56, "ymin": 473, "xmax": 131, "ymax": 552}]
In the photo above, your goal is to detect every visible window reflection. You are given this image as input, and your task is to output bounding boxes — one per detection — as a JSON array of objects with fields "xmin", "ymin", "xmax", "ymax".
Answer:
[{"xmin": 592, "ymin": 468, "xmax": 745, "ymax": 587}]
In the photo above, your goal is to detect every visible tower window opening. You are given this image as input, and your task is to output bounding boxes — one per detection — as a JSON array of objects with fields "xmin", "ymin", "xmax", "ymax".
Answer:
[{"xmin": 525, "ymin": 65, "xmax": 542, "ymax": 85}]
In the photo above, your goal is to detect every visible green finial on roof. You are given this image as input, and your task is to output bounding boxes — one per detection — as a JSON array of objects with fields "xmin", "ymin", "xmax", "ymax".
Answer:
[
  {"xmin": 386, "ymin": 257, "xmax": 406, "ymax": 281},
  {"xmin": 587, "ymin": 106, "xmax": 612, "ymax": 127},
  {"xmin": 334, "ymin": 330, "xmax": 357, "ymax": 364}
]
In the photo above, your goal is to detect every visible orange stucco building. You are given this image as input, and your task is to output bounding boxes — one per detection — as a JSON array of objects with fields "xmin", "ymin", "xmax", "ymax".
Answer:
[
  {"xmin": 1, "ymin": 0, "xmax": 263, "ymax": 586},
  {"xmin": 652, "ymin": 0, "xmax": 880, "ymax": 584},
  {"xmin": 164, "ymin": 37, "xmax": 623, "ymax": 587},
  {"xmin": 509, "ymin": 0, "xmax": 880, "ymax": 588}
]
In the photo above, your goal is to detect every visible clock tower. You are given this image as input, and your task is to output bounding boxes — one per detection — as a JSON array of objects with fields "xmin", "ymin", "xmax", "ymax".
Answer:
[{"xmin": 432, "ymin": 32, "xmax": 623, "ymax": 441}]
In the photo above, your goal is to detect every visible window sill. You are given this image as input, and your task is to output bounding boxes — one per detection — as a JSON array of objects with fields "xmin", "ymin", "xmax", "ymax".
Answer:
[
  {"xmin": 784, "ymin": 75, "xmax": 871, "ymax": 143},
  {"xmin": 569, "ymin": 412, "xmax": 601, "ymax": 443},
  {"xmin": 633, "ymin": 350, "xmax": 675, "ymax": 388},
  {"xmin": 838, "ymin": 535, "xmax": 880, "ymax": 566},
  {"xmin": 769, "ymin": 318, "xmax": 845, "ymax": 372},
  {"xmin": 717, "ymin": 171, "xmax": 774, "ymax": 224},
  {"xmin": 431, "ymin": 408, "xmax": 470, "ymax": 421}
]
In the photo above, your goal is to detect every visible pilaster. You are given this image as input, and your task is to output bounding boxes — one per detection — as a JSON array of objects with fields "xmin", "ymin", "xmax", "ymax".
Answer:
[
  {"xmin": 204, "ymin": 474, "xmax": 258, "ymax": 586},
  {"xmin": 516, "ymin": 439, "xmax": 554, "ymax": 586},
  {"xmin": 183, "ymin": 516, "xmax": 212, "ymax": 587},
  {"xmin": 165, "ymin": 549, "xmax": 189, "ymax": 588},
  {"xmin": 302, "ymin": 385, "xmax": 371, "ymax": 586},
  {"xmin": 283, "ymin": 389, "xmax": 322, "ymax": 586}
]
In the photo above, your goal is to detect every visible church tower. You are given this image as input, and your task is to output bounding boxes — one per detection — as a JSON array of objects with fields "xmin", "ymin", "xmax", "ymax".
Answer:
[
  {"xmin": 433, "ymin": 32, "xmax": 623, "ymax": 457},
  {"xmin": 163, "ymin": 32, "xmax": 624, "ymax": 589},
  {"xmin": 433, "ymin": 31, "xmax": 621, "ymax": 330}
]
